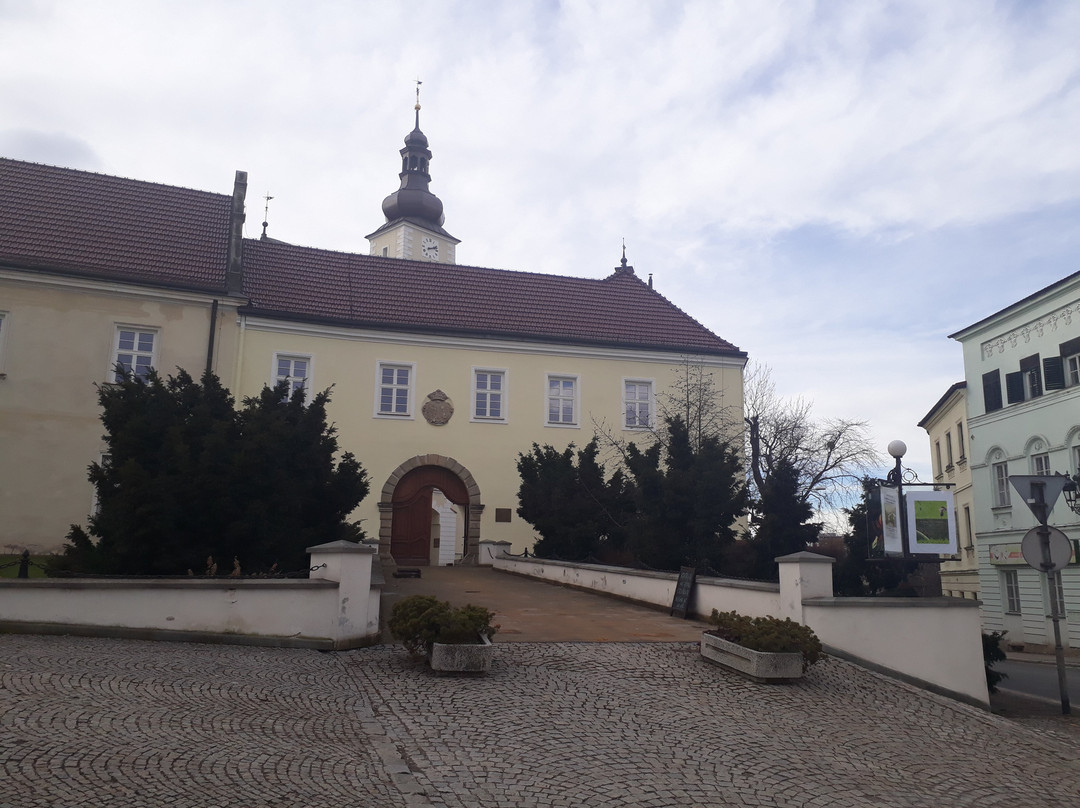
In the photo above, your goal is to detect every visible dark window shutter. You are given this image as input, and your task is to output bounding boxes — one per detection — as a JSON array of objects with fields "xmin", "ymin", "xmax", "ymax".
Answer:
[
  {"xmin": 1044, "ymin": 356, "xmax": 1065, "ymax": 390},
  {"xmin": 1059, "ymin": 336, "xmax": 1080, "ymax": 359},
  {"xmin": 1005, "ymin": 371, "xmax": 1025, "ymax": 404},
  {"xmin": 1020, "ymin": 354, "xmax": 1042, "ymax": 398},
  {"xmin": 982, "ymin": 370, "xmax": 1003, "ymax": 412}
]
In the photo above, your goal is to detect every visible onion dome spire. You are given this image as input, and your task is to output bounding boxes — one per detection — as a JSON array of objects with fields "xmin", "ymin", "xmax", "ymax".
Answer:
[{"xmin": 380, "ymin": 81, "xmax": 445, "ymax": 227}]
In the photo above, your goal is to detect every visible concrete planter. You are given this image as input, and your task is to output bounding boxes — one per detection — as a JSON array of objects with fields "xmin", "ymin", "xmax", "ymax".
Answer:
[
  {"xmin": 429, "ymin": 633, "xmax": 494, "ymax": 673},
  {"xmin": 700, "ymin": 631, "xmax": 803, "ymax": 683}
]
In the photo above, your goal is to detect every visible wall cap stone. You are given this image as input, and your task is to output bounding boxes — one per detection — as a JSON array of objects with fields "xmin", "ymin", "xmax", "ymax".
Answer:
[
  {"xmin": 775, "ymin": 551, "xmax": 835, "ymax": 564},
  {"xmin": 307, "ymin": 540, "xmax": 376, "ymax": 554}
]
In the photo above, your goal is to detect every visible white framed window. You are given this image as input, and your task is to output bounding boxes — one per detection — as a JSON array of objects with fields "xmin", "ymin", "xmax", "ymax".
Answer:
[
  {"xmin": 546, "ymin": 374, "xmax": 578, "ymax": 426},
  {"xmin": 472, "ymin": 368, "xmax": 507, "ymax": 422},
  {"xmin": 112, "ymin": 326, "xmax": 157, "ymax": 381},
  {"xmin": 274, "ymin": 353, "xmax": 311, "ymax": 400},
  {"xmin": 1003, "ymin": 569, "xmax": 1021, "ymax": 614},
  {"xmin": 934, "ymin": 442, "xmax": 942, "ymax": 477},
  {"xmin": 945, "ymin": 432, "xmax": 954, "ymax": 468},
  {"xmin": 1048, "ymin": 571, "xmax": 1066, "ymax": 618},
  {"xmin": 992, "ymin": 461, "xmax": 1010, "ymax": 507},
  {"xmin": 1067, "ymin": 354, "xmax": 1080, "ymax": 387},
  {"xmin": 1031, "ymin": 452, "xmax": 1051, "ymax": 476},
  {"xmin": 1023, "ymin": 370, "xmax": 1041, "ymax": 400},
  {"xmin": 623, "ymin": 379, "xmax": 654, "ymax": 430},
  {"xmin": 375, "ymin": 361, "xmax": 414, "ymax": 418},
  {"xmin": 957, "ymin": 423, "xmax": 966, "ymax": 460}
]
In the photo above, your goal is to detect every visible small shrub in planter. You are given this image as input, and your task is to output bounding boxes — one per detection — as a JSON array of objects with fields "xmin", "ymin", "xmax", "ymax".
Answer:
[
  {"xmin": 982, "ymin": 630, "xmax": 1008, "ymax": 694},
  {"xmin": 388, "ymin": 595, "xmax": 498, "ymax": 657},
  {"xmin": 707, "ymin": 610, "xmax": 823, "ymax": 673}
]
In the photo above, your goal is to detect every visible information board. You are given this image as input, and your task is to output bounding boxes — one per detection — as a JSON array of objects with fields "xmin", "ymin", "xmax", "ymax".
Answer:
[{"xmin": 670, "ymin": 566, "xmax": 697, "ymax": 619}]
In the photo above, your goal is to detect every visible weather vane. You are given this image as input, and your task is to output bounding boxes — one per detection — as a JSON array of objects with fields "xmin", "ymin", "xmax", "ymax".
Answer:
[{"xmin": 415, "ymin": 78, "xmax": 422, "ymax": 110}]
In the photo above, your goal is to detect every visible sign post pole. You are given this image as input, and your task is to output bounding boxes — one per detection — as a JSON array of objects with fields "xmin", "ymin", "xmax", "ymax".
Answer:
[{"xmin": 1010, "ymin": 476, "xmax": 1072, "ymax": 715}]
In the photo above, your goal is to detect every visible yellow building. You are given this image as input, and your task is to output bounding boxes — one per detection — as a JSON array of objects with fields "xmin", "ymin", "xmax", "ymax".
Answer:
[
  {"xmin": 0, "ymin": 113, "xmax": 746, "ymax": 564},
  {"xmin": 918, "ymin": 382, "xmax": 977, "ymax": 599},
  {"xmin": 0, "ymin": 158, "xmax": 248, "ymax": 553}
]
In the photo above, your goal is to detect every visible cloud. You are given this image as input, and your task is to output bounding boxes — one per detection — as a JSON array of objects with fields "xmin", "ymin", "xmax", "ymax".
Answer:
[
  {"xmin": 0, "ymin": 129, "xmax": 101, "ymax": 169},
  {"xmin": 1, "ymin": 0, "xmax": 1078, "ymax": 487}
]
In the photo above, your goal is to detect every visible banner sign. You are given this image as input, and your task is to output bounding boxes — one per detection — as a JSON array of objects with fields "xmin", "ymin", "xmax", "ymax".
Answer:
[
  {"xmin": 904, "ymin": 490, "xmax": 958, "ymax": 555},
  {"xmin": 880, "ymin": 486, "xmax": 903, "ymax": 556},
  {"xmin": 992, "ymin": 540, "xmax": 1080, "ymax": 566},
  {"xmin": 988, "ymin": 544, "xmax": 1025, "ymax": 565}
]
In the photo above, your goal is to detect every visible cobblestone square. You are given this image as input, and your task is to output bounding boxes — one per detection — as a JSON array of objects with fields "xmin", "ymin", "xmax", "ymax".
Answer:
[{"xmin": 2, "ymin": 635, "xmax": 1079, "ymax": 807}]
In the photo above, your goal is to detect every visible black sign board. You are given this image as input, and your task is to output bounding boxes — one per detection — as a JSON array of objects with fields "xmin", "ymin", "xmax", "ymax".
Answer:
[{"xmin": 670, "ymin": 566, "xmax": 697, "ymax": 618}]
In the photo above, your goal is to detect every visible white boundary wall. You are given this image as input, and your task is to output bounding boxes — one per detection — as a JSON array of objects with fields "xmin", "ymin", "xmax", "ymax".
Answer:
[
  {"xmin": 494, "ymin": 554, "xmax": 781, "ymax": 617},
  {"xmin": 496, "ymin": 550, "xmax": 988, "ymax": 706},
  {"xmin": 0, "ymin": 540, "xmax": 381, "ymax": 649}
]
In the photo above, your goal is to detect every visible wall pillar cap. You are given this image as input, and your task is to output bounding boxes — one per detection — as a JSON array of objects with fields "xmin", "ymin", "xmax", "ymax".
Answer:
[
  {"xmin": 775, "ymin": 551, "xmax": 835, "ymax": 565},
  {"xmin": 307, "ymin": 540, "xmax": 376, "ymax": 555}
]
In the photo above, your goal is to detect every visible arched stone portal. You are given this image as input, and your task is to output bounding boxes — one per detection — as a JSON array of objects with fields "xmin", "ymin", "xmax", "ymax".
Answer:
[{"xmin": 378, "ymin": 455, "xmax": 484, "ymax": 565}]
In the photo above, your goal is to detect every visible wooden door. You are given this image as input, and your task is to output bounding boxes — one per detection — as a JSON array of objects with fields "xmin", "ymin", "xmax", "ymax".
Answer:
[
  {"xmin": 391, "ymin": 488, "xmax": 435, "ymax": 565},
  {"xmin": 390, "ymin": 466, "xmax": 470, "ymax": 565}
]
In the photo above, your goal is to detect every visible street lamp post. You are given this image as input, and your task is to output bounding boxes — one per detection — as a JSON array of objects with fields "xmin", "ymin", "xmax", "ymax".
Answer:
[{"xmin": 885, "ymin": 440, "xmax": 910, "ymax": 557}]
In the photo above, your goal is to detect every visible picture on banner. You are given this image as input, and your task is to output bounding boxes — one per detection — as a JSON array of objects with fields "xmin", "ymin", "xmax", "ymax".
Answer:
[{"xmin": 904, "ymin": 490, "xmax": 958, "ymax": 555}]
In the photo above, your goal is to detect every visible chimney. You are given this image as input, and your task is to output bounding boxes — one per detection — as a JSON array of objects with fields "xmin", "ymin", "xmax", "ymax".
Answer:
[{"xmin": 226, "ymin": 170, "xmax": 247, "ymax": 294}]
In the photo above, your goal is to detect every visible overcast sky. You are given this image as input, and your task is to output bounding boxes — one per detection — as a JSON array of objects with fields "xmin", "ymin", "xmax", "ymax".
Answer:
[{"xmin": 3, "ymin": 0, "xmax": 1079, "ymax": 489}]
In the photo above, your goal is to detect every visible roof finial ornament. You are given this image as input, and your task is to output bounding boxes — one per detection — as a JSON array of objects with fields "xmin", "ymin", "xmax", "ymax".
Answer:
[
  {"xmin": 621, "ymin": 238, "xmax": 628, "ymax": 268},
  {"xmin": 261, "ymin": 192, "xmax": 274, "ymax": 240},
  {"xmin": 414, "ymin": 78, "xmax": 422, "ymax": 128}
]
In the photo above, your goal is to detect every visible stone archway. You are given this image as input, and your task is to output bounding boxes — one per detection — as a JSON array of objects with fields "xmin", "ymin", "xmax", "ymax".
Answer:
[{"xmin": 378, "ymin": 455, "xmax": 484, "ymax": 565}]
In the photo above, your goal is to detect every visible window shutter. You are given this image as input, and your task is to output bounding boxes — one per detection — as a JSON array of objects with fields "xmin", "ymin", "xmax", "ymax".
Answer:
[
  {"xmin": 982, "ymin": 370, "xmax": 1003, "ymax": 413},
  {"xmin": 1059, "ymin": 336, "xmax": 1080, "ymax": 358},
  {"xmin": 1044, "ymin": 356, "xmax": 1066, "ymax": 390},
  {"xmin": 1020, "ymin": 354, "xmax": 1042, "ymax": 397},
  {"xmin": 1005, "ymin": 371, "xmax": 1025, "ymax": 404}
]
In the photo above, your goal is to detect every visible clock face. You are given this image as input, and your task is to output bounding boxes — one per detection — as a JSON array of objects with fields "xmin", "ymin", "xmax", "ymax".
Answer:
[{"xmin": 421, "ymin": 237, "xmax": 439, "ymax": 260}]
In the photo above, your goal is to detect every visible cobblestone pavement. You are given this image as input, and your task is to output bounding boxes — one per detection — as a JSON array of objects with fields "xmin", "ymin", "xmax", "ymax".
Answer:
[{"xmin": 2, "ymin": 635, "xmax": 1079, "ymax": 807}]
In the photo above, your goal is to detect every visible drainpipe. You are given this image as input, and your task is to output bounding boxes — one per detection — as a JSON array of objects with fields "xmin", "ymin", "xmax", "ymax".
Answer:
[{"xmin": 205, "ymin": 299, "xmax": 219, "ymax": 376}]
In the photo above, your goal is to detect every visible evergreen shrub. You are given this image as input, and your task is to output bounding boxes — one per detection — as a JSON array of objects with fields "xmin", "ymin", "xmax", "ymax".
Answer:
[
  {"xmin": 982, "ymin": 630, "xmax": 1008, "ymax": 694},
  {"xmin": 708, "ymin": 609, "xmax": 823, "ymax": 672},
  {"xmin": 388, "ymin": 595, "xmax": 497, "ymax": 657}
]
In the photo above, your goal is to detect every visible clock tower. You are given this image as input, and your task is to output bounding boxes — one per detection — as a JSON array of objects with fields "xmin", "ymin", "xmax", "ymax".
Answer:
[{"xmin": 367, "ymin": 92, "xmax": 459, "ymax": 264}]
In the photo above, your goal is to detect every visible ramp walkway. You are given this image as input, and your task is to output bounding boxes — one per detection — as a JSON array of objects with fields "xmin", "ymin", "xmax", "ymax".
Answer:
[{"xmin": 380, "ymin": 564, "xmax": 709, "ymax": 642}]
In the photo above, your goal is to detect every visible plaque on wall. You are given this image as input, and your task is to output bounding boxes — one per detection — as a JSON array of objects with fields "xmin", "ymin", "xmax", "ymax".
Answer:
[{"xmin": 422, "ymin": 390, "xmax": 454, "ymax": 425}]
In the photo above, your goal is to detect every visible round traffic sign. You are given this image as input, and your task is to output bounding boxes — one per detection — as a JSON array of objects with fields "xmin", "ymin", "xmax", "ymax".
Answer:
[{"xmin": 1020, "ymin": 526, "xmax": 1074, "ymax": 572}]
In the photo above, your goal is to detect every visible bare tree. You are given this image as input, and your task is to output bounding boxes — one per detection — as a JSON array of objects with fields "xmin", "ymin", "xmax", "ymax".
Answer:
[{"xmin": 744, "ymin": 362, "xmax": 882, "ymax": 515}]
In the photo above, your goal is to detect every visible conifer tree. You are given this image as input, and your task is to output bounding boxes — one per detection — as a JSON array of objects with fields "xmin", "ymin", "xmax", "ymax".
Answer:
[
  {"xmin": 744, "ymin": 457, "xmax": 821, "ymax": 580},
  {"xmin": 515, "ymin": 440, "xmax": 633, "ymax": 559},
  {"xmin": 623, "ymin": 416, "xmax": 747, "ymax": 570},
  {"xmin": 53, "ymin": 369, "xmax": 368, "ymax": 575}
]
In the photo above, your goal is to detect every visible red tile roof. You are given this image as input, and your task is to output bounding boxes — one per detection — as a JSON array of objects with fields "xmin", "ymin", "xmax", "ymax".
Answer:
[
  {"xmin": 242, "ymin": 240, "xmax": 743, "ymax": 357},
  {"xmin": 1, "ymin": 157, "xmax": 742, "ymax": 357},
  {"xmin": 0, "ymin": 157, "xmax": 231, "ymax": 291}
]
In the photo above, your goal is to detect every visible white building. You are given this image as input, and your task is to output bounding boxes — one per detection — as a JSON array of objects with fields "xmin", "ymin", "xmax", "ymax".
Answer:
[{"xmin": 950, "ymin": 271, "xmax": 1080, "ymax": 650}]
